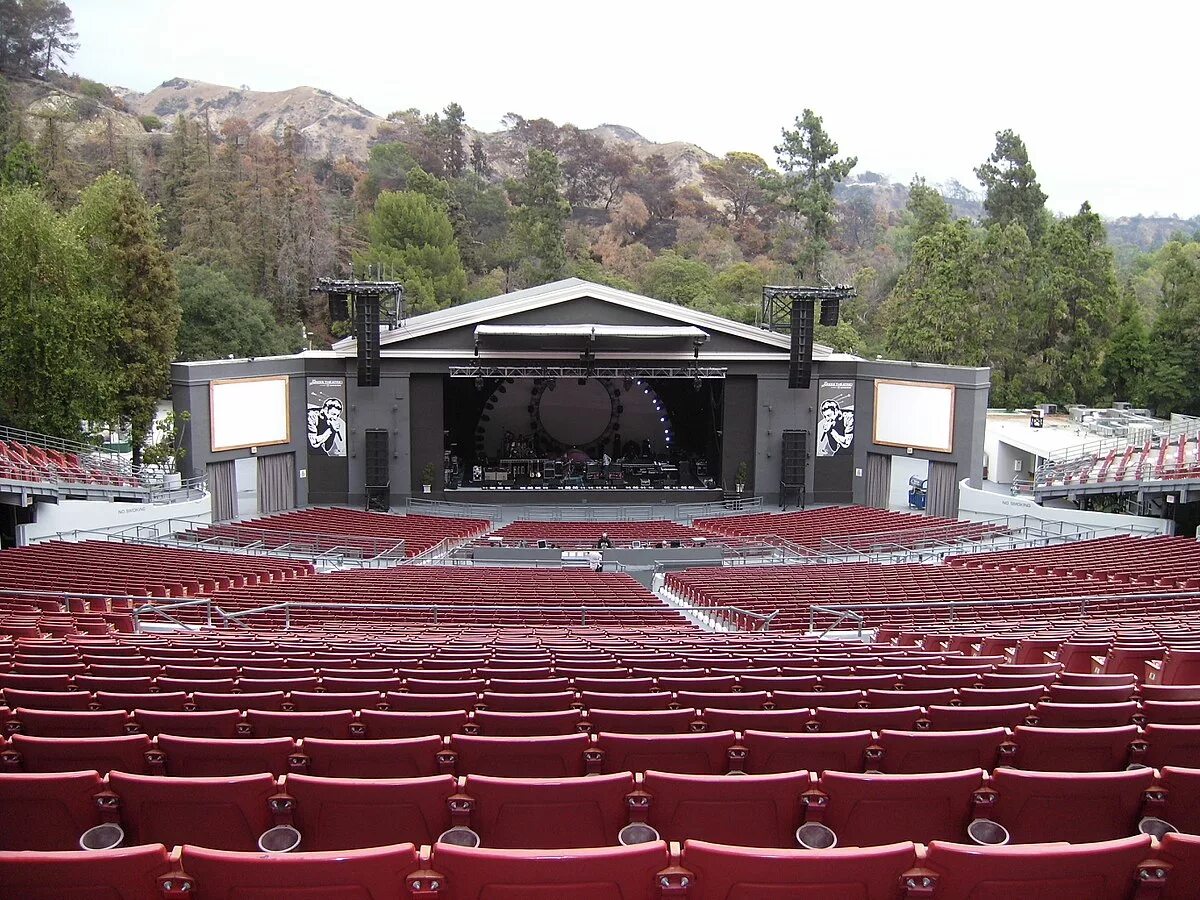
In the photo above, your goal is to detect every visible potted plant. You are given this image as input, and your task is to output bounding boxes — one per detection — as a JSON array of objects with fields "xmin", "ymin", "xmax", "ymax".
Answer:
[
  {"xmin": 421, "ymin": 462, "xmax": 436, "ymax": 494},
  {"xmin": 735, "ymin": 461, "xmax": 748, "ymax": 494}
]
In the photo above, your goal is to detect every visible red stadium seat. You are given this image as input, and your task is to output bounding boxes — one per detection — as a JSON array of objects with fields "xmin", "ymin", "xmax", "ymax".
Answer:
[
  {"xmin": 1011, "ymin": 725, "xmax": 1141, "ymax": 772},
  {"xmin": 1033, "ymin": 701, "xmax": 1137, "ymax": 728},
  {"xmin": 0, "ymin": 769, "xmax": 106, "ymax": 850},
  {"xmin": 0, "ymin": 688, "xmax": 92, "ymax": 710},
  {"xmin": 739, "ymin": 730, "xmax": 873, "ymax": 775},
  {"xmin": 473, "ymin": 709, "xmax": 584, "ymax": 736},
  {"xmin": 301, "ymin": 736, "xmax": 443, "ymax": 778},
  {"xmin": 1046, "ymin": 683, "xmax": 1138, "ymax": 704},
  {"xmin": 813, "ymin": 768, "xmax": 985, "ymax": 846},
  {"xmin": 772, "ymin": 689, "xmax": 863, "ymax": 710},
  {"xmin": 286, "ymin": 773, "xmax": 455, "ymax": 850},
  {"xmin": 245, "ymin": 709, "xmax": 357, "ymax": 739},
  {"xmin": 573, "ymin": 677, "xmax": 655, "ymax": 693},
  {"xmin": 289, "ymin": 690, "xmax": 384, "ymax": 712},
  {"xmin": 0, "ymin": 843, "xmax": 175, "ymax": 900},
  {"xmin": 9, "ymin": 708, "xmax": 128, "ymax": 737},
  {"xmin": 680, "ymin": 839, "xmax": 918, "ymax": 898},
  {"xmin": 1144, "ymin": 724, "xmax": 1200, "ymax": 769},
  {"xmin": 479, "ymin": 691, "xmax": 576, "ymax": 712},
  {"xmin": 5, "ymin": 733, "xmax": 156, "ymax": 775},
  {"xmin": 585, "ymin": 708, "xmax": 701, "ymax": 735},
  {"xmin": 134, "ymin": 709, "xmax": 242, "ymax": 738},
  {"xmin": 385, "ymin": 691, "xmax": 479, "ymax": 713},
  {"xmin": 676, "ymin": 690, "xmax": 769, "ymax": 711},
  {"xmin": 176, "ymin": 842, "xmax": 419, "ymax": 898},
  {"xmin": 596, "ymin": 731, "xmax": 736, "ymax": 775},
  {"xmin": 94, "ymin": 691, "xmax": 189, "ymax": 712},
  {"xmin": 701, "ymin": 708, "xmax": 812, "ymax": 734},
  {"xmin": 447, "ymin": 733, "xmax": 592, "ymax": 778},
  {"xmin": 918, "ymin": 835, "xmax": 1155, "ymax": 899},
  {"xmin": 957, "ymin": 686, "xmax": 1046, "ymax": 706},
  {"xmin": 875, "ymin": 728, "xmax": 1008, "ymax": 774},
  {"xmin": 423, "ymin": 841, "xmax": 671, "ymax": 899},
  {"xmin": 812, "ymin": 706, "xmax": 924, "ymax": 732},
  {"xmin": 1159, "ymin": 766, "xmax": 1200, "ymax": 835},
  {"xmin": 578, "ymin": 691, "xmax": 672, "ymax": 711},
  {"xmin": 1142, "ymin": 701, "xmax": 1200, "ymax": 726},
  {"xmin": 106, "ymin": 770, "xmax": 278, "ymax": 851},
  {"xmin": 360, "ymin": 709, "xmax": 469, "ymax": 739},
  {"xmin": 925, "ymin": 704, "xmax": 1034, "ymax": 731},
  {"xmin": 989, "ymin": 767, "xmax": 1154, "ymax": 844},
  {"xmin": 1158, "ymin": 832, "xmax": 1200, "ymax": 899},
  {"xmin": 643, "ymin": 769, "xmax": 809, "ymax": 848},
  {"xmin": 463, "ymin": 772, "xmax": 635, "ymax": 849},
  {"xmin": 158, "ymin": 734, "xmax": 297, "ymax": 777},
  {"xmin": 193, "ymin": 690, "xmax": 286, "ymax": 711}
]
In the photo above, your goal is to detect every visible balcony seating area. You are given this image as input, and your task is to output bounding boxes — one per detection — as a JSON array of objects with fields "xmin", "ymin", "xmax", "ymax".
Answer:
[
  {"xmin": 0, "ymin": 540, "xmax": 313, "ymax": 601},
  {"xmin": 667, "ymin": 534, "xmax": 1200, "ymax": 631},
  {"xmin": 693, "ymin": 505, "xmax": 1006, "ymax": 551},
  {"xmin": 485, "ymin": 519, "xmax": 706, "ymax": 548},
  {"xmin": 0, "ymin": 437, "xmax": 138, "ymax": 489},
  {"xmin": 182, "ymin": 508, "xmax": 491, "ymax": 558}
]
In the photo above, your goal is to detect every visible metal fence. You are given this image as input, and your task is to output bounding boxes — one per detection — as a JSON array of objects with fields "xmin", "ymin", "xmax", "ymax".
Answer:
[{"xmin": 405, "ymin": 496, "xmax": 764, "ymax": 523}]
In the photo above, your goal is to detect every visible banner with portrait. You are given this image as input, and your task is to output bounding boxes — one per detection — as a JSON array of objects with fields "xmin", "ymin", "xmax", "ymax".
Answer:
[
  {"xmin": 814, "ymin": 378, "xmax": 855, "ymax": 501},
  {"xmin": 307, "ymin": 378, "xmax": 347, "ymax": 458}
]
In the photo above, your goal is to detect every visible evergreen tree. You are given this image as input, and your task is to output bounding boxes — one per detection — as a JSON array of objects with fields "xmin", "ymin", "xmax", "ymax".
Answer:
[
  {"xmin": 975, "ymin": 129, "xmax": 1048, "ymax": 242},
  {"xmin": 0, "ymin": 74, "xmax": 12, "ymax": 154},
  {"xmin": 510, "ymin": 148, "xmax": 570, "ymax": 286},
  {"xmin": 905, "ymin": 176, "xmax": 951, "ymax": 244},
  {"xmin": 176, "ymin": 262, "xmax": 296, "ymax": 361},
  {"xmin": 469, "ymin": 137, "xmax": 489, "ymax": 178},
  {"xmin": 443, "ymin": 102, "xmax": 467, "ymax": 178},
  {"xmin": 1147, "ymin": 241, "xmax": 1200, "ymax": 414},
  {"xmin": 1101, "ymin": 285, "xmax": 1152, "ymax": 406},
  {"xmin": 774, "ymin": 109, "xmax": 856, "ymax": 278},
  {"xmin": 71, "ymin": 173, "xmax": 181, "ymax": 466},
  {"xmin": 0, "ymin": 186, "xmax": 115, "ymax": 435},
  {"xmin": 1, "ymin": 139, "xmax": 40, "ymax": 187},
  {"xmin": 356, "ymin": 189, "xmax": 467, "ymax": 313}
]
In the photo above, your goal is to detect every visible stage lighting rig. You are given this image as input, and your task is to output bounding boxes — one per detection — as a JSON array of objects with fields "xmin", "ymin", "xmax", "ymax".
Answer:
[
  {"xmin": 761, "ymin": 283, "xmax": 856, "ymax": 391},
  {"xmin": 312, "ymin": 274, "xmax": 405, "ymax": 388}
]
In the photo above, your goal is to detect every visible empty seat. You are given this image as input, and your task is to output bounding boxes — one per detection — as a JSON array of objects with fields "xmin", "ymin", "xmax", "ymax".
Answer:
[
  {"xmin": 1011, "ymin": 725, "xmax": 1141, "ymax": 772},
  {"xmin": 1046, "ymin": 684, "xmax": 1138, "ymax": 704},
  {"xmin": 772, "ymin": 690, "xmax": 862, "ymax": 710},
  {"xmin": 643, "ymin": 769, "xmax": 809, "ymax": 848},
  {"xmin": 447, "ymin": 733, "xmax": 592, "ymax": 778},
  {"xmin": 1145, "ymin": 724, "xmax": 1200, "ymax": 769},
  {"xmin": 813, "ymin": 768, "xmax": 985, "ymax": 846},
  {"xmin": 919, "ymin": 835, "xmax": 1155, "ymax": 899},
  {"xmin": 9, "ymin": 708, "xmax": 128, "ymax": 737},
  {"xmin": 287, "ymin": 773, "xmax": 455, "ymax": 850},
  {"xmin": 1158, "ymin": 832, "xmax": 1200, "ymax": 899},
  {"xmin": 597, "ymin": 731, "xmax": 736, "ymax": 775},
  {"xmin": 577, "ymin": 691, "xmax": 673, "ymax": 711},
  {"xmin": 812, "ymin": 706, "xmax": 924, "ymax": 732},
  {"xmin": 424, "ymin": 841, "xmax": 670, "ymax": 899},
  {"xmin": 958, "ymin": 686, "xmax": 1046, "ymax": 706},
  {"xmin": 464, "ymin": 772, "xmax": 635, "ymax": 849},
  {"xmin": 739, "ymin": 730, "xmax": 873, "ymax": 775},
  {"xmin": 94, "ymin": 691, "xmax": 188, "ymax": 712},
  {"xmin": 360, "ymin": 709, "xmax": 469, "ymax": 739},
  {"xmin": 300, "ymin": 736, "xmax": 443, "ymax": 779},
  {"xmin": 701, "ymin": 708, "xmax": 812, "ymax": 733},
  {"xmin": 159, "ymin": 734, "xmax": 297, "ymax": 777},
  {"xmin": 572, "ymin": 677, "xmax": 655, "ymax": 693},
  {"xmin": 990, "ymin": 767, "xmax": 1154, "ymax": 844},
  {"xmin": 0, "ymin": 689, "xmax": 92, "ymax": 711},
  {"xmin": 176, "ymin": 842, "xmax": 419, "ymax": 899},
  {"xmin": 193, "ymin": 690, "xmax": 286, "ymax": 711},
  {"xmin": 0, "ymin": 770, "xmax": 106, "ymax": 850},
  {"xmin": 107, "ymin": 770, "xmax": 277, "ymax": 851},
  {"xmin": 585, "ymin": 708, "xmax": 700, "ymax": 735},
  {"xmin": 1142, "ymin": 685, "xmax": 1200, "ymax": 703},
  {"xmin": 865, "ymin": 688, "xmax": 956, "ymax": 709},
  {"xmin": 133, "ymin": 709, "xmax": 242, "ymax": 739},
  {"xmin": 676, "ymin": 691, "xmax": 769, "ymax": 711},
  {"xmin": 876, "ymin": 728, "xmax": 1007, "ymax": 774},
  {"xmin": 473, "ymin": 709, "xmax": 584, "ymax": 737},
  {"xmin": 1159, "ymin": 766, "xmax": 1200, "ymax": 835},
  {"xmin": 245, "ymin": 709, "xmax": 357, "ymax": 740},
  {"xmin": 680, "ymin": 839, "xmax": 918, "ymax": 898},
  {"xmin": 385, "ymin": 691, "xmax": 478, "ymax": 713},
  {"xmin": 1143, "ymin": 701, "xmax": 1200, "ymax": 726},
  {"xmin": 289, "ymin": 690, "xmax": 384, "ymax": 712},
  {"xmin": 4, "ymin": 733, "xmax": 155, "ymax": 775},
  {"xmin": 479, "ymin": 691, "xmax": 576, "ymax": 712},
  {"xmin": 1033, "ymin": 701, "xmax": 1137, "ymax": 728},
  {"xmin": 926, "ymin": 704, "xmax": 1033, "ymax": 731},
  {"xmin": 0, "ymin": 843, "xmax": 175, "ymax": 900}
]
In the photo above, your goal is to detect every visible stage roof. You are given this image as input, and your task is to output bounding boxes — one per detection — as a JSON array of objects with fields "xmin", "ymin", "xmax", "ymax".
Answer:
[{"xmin": 331, "ymin": 278, "xmax": 842, "ymax": 359}]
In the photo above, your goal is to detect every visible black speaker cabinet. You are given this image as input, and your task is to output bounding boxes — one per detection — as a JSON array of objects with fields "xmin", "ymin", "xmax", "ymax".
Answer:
[
  {"xmin": 780, "ymin": 429, "xmax": 808, "ymax": 509},
  {"xmin": 788, "ymin": 299, "xmax": 814, "ymax": 390},
  {"xmin": 355, "ymin": 296, "xmax": 381, "ymax": 387},
  {"xmin": 364, "ymin": 429, "xmax": 389, "ymax": 511}
]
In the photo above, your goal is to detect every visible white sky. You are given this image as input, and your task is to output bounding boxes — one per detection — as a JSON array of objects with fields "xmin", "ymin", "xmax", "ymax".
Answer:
[{"xmin": 70, "ymin": 0, "xmax": 1198, "ymax": 219}]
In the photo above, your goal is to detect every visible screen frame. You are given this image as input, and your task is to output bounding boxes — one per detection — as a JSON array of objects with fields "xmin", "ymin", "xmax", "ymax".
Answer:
[
  {"xmin": 872, "ymin": 378, "xmax": 956, "ymax": 454},
  {"xmin": 209, "ymin": 374, "xmax": 292, "ymax": 453}
]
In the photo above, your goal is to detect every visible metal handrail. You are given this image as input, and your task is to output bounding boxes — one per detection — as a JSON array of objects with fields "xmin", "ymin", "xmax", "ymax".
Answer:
[
  {"xmin": 1042, "ymin": 416, "xmax": 1200, "ymax": 465},
  {"xmin": 406, "ymin": 496, "xmax": 765, "ymax": 523}
]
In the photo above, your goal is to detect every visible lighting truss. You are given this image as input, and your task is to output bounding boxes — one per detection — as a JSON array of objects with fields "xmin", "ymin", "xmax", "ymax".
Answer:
[
  {"xmin": 761, "ymin": 284, "xmax": 855, "ymax": 333},
  {"xmin": 449, "ymin": 365, "xmax": 727, "ymax": 379}
]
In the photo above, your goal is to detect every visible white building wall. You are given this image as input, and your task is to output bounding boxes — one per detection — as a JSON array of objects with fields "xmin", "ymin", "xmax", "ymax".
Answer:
[{"xmin": 18, "ymin": 494, "xmax": 212, "ymax": 545}]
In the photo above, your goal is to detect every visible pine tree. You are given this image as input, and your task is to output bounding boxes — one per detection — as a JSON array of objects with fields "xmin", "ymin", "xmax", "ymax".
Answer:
[
  {"xmin": 71, "ymin": 173, "xmax": 181, "ymax": 466},
  {"xmin": 1101, "ymin": 285, "xmax": 1152, "ymax": 406},
  {"xmin": 509, "ymin": 148, "xmax": 570, "ymax": 286},
  {"xmin": 975, "ymin": 129, "xmax": 1048, "ymax": 243},
  {"xmin": 443, "ymin": 102, "xmax": 467, "ymax": 178}
]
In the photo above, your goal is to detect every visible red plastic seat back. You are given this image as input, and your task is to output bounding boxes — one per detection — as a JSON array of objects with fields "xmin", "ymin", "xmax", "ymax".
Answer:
[
  {"xmin": 644, "ymin": 769, "xmax": 809, "ymax": 848},
  {"xmin": 286, "ymin": 773, "xmax": 455, "ymax": 851},
  {"xmin": 0, "ymin": 843, "xmax": 173, "ymax": 900},
  {"xmin": 464, "ymin": 772, "xmax": 634, "ymax": 849}
]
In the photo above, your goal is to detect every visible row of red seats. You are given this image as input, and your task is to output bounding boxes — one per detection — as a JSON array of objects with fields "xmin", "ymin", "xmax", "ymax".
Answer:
[
  {"xmin": 5, "ymin": 764, "xmax": 1200, "ymax": 852},
  {"xmin": 0, "ymin": 437, "xmax": 137, "ymax": 488},
  {"xmin": 6, "ymin": 834, "xmax": 1197, "ymax": 900},
  {"xmin": 5, "ymin": 718, "xmax": 1200, "ymax": 777}
]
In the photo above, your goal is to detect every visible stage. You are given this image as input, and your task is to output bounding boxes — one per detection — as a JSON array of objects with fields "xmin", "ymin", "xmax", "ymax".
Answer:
[{"xmin": 443, "ymin": 487, "xmax": 726, "ymax": 506}]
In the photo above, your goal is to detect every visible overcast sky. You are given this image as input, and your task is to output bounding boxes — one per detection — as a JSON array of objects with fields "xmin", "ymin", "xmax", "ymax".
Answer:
[{"xmin": 70, "ymin": 0, "xmax": 1198, "ymax": 219}]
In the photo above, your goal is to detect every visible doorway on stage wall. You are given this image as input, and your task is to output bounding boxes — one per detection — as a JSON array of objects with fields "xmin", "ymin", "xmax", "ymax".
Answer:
[
  {"xmin": 889, "ymin": 456, "xmax": 930, "ymax": 512},
  {"xmin": 442, "ymin": 375, "xmax": 724, "ymax": 491}
]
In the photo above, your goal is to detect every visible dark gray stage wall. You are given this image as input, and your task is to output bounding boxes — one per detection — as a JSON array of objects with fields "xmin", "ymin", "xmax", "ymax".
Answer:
[
  {"xmin": 721, "ymin": 375, "xmax": 757, "ymax": 491},
  {"xmin": 409, "ymin": 374, "xmax": 444, "ymax": 495}
]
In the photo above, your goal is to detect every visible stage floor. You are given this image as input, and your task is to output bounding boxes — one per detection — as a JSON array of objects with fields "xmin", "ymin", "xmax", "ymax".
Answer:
[{"xmin": 443, "ymin": 487, "xmax": 726, "ymax": 506}]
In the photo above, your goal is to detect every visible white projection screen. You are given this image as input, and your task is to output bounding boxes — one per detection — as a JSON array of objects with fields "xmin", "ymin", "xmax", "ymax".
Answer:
[
  {"xmin": 873, "ymin": 379, "xmax": 956, "ymax": 453},
  {"xmin": 209, "ymin": 376, "xmax": 291, "ymax": 452}
]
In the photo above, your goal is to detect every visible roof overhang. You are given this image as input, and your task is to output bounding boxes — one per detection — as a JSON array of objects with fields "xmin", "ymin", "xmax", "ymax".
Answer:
[{"xmin": 474, "ymin": 323, "xmax": 709, "ymax": 351}]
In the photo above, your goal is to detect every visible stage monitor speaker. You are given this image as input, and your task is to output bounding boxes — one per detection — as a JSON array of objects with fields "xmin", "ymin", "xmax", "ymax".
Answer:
[
  {"xmin": 537, "ymin": 539, "xmax": 548, "ymax": 549},
  {"xmin": 365, "ymin": 429, "xmax": 389, "ymax": 511},
  {"xmin": 780, "ymin": 429, "xmax": 808, "ymax": 509},
  {"xmin": 355, "ymin": 296, "xmax": 381, "ymax": 387},
  {"xmin": 788, "ymin": 299, "xmax": 814, "ymax": 390},
  {"xmin": 819, "ymin": 296, "xmax": 840, "ymax": 327}
]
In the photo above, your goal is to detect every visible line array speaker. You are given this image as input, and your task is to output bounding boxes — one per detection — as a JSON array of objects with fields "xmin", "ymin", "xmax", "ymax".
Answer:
[
  {"xmin": 819, "ymin": 296, "xmax": 840, "ymax": 327},
  {"xmin": 788, "ymin": 299, "xmax": 814, "ymax": 390},
  {"xmin": 780, "ymin": 429, "xmax": 808, "ymax": 509},
  {"xmin": 355, "ymin": 296, "xmax": 381, "ymax": 387},
  {"xmin": 364, "ymin": 429, "xmax": 389, "ymax": 511}
]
